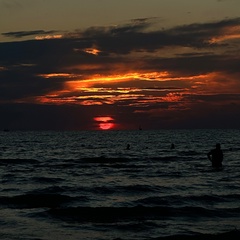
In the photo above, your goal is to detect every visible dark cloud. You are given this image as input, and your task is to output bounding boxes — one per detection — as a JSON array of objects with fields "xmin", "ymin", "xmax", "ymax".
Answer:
[
  {"xmin": 0, "ymin": 103, "xmax": 96, "ymax": 131},
  {"xmin": 78, "ymin": 17, "xmax": 240, "ymax": 53},
  {"xmin": 2, "ymin": 30, "xmax": 58, "ymax": 38},
  {"xmin": 0, "ymin": 98, "xmax": 239, "ymax": 131},
  {"xmin": 0, "ymin": 69, "xmax": 65, "ymax": 101}
]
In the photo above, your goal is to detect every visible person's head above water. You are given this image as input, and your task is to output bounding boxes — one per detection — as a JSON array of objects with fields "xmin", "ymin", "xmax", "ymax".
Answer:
[{"xmin": 216, "ymin": 143, "xmax": 221, "ymax": 149}]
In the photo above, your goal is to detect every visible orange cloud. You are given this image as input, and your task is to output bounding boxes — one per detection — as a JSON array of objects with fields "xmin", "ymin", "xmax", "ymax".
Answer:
[
  {"xmin": 35, "ymin": 34, "xmax": 63, "ymax": 40},
  {"xmin": 38, "ymin": 73, "xmax": 73, "ymax": 78},
  {"xmin": 32, "ymin": 70, "xmax": 237, "ymax": 108},
  {"xmin": 94, "ymin": 116, "xmax": 114, "ymax": 122},
  {"xmin": 209, "ymin": 25, "xmax": 240, "ymax": 43},
  {"xmin": 83, "ymin": 48, "xmax": 101, "ymax": 55}
]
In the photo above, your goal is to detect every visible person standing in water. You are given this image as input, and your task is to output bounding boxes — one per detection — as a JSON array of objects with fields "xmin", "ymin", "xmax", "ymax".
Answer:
[{"xmin": 207, "ymin": 143, "xmax": 223, "ymax": 168}]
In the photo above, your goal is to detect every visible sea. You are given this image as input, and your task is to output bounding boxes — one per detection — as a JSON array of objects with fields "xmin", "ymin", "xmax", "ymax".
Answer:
[{"xmin": 0, "ymin": 129, "xmax": 240, "ymax": 240}]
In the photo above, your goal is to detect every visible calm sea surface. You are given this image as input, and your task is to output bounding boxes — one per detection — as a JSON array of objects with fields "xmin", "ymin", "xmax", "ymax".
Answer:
[{"xmin": 0, "ymin": 129, "xmax": 240, "ymax": 240}]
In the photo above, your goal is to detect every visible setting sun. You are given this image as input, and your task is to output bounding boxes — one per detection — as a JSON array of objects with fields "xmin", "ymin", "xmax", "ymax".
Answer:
[
  {"xmin": 94, "ymin": 116, "xmax": 115, "ymax": 130},
  {"xmin": 99, "ymin": 122, "xmax": 114, "ymax": 130}
]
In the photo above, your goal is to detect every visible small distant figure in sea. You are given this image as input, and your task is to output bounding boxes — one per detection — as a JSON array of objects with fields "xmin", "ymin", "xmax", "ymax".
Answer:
[
  {"xmin": 126, "ymin": 144, "xmax": 130, "ymax": 150},
  {"xmin": 170, "ymin": 143, "xmax": 175, "ymax": 149},
  {"xmin": 207, "ymin": 143, "xmax": 223, "ymax": 168}
]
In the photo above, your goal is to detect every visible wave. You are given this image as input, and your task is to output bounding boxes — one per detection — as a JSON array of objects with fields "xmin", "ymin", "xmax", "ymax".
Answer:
[
  {"xmin": 0, "ymin": 193, "xmax": 74, "ymax": 208},
  {"xmin": 0, "ymin": 158, "xmax": 39, "ymax": 165},
  {"xmin": 0, "ymin": 155, "xmax": 201, "ymax": 167},
  {"xmin": 80, "ymin": 156, "xmax": 132, "ymax": 164},
  {"xmin": 30, "ymin": 176, "xmax": 65, "ymax": 184},
  {"xmin": 134, "ymin": 193, "xmax": 240, "ymax": 207},
  {"xmin": 47, "ymin": 205, "xmax": 240, "ymax": 222},
  {"xmin": 79, "ymin": 156, "xmax": 195, "ymax": 164},
  {"xmin": 153, "ymin": 229, "xmax": 240, "ymax": 240}
]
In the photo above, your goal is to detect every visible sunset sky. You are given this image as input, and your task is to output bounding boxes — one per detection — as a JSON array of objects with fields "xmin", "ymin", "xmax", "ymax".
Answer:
[{"xmin": 1, "ymin": 0, "xmax": 240, "ymax": 130}]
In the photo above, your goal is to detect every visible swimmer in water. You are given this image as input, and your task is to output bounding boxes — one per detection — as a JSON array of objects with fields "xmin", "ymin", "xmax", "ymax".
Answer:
[{"xmin": 207, "ymin": 143, "xmax": 223, "ymax": 168}]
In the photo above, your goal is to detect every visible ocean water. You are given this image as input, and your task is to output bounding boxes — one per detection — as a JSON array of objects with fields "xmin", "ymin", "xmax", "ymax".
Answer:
[{"xmin": 0, "ymin": 129, "xmax": 240, "ymax": 240}]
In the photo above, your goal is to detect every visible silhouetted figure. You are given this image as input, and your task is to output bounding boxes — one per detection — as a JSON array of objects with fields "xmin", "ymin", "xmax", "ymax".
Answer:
[
  {"xmin": 170, "ymin": 143, "xmax": 175, "ymax": 149},
  {"xmin": 207, "ymin": 143, "xmax": 223, "ymax": 168},
  {"xmin": 126, "ymin": 144, "xmax": 130, "ymax": 150}
]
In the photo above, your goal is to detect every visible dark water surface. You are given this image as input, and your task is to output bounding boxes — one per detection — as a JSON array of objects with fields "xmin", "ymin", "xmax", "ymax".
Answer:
[{"xmin": 0, "ymin": 129, "xmax": 240, "ymax": 240}]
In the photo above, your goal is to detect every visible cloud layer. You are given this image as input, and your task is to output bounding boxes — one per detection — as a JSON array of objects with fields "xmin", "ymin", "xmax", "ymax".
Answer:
[{"xmin": 1, "ymin": 18, "xmax": 240, "ymax": 130}]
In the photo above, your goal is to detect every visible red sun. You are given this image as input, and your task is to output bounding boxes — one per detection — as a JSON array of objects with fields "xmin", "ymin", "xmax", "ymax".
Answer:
[
  {"xmin": 99, "ymin": 122, "xmax": 114, "ymax": 130},
  {"xmin": 94, "ymin": 116, "xmax": 115, "ymax": 130}
]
